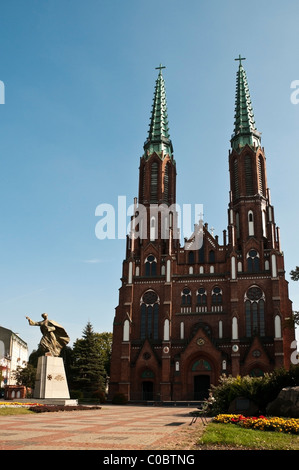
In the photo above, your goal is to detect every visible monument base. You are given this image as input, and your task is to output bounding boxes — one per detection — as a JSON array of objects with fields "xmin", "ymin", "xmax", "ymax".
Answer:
[{"xmin": 34, "ymin": 355, "xmax": 70, "ymax": 400}]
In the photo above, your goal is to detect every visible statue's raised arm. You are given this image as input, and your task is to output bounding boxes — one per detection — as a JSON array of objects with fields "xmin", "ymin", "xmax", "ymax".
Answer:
[{"xmin": 26, "ymin": 313, "xmax": 70, "ymax": 357}]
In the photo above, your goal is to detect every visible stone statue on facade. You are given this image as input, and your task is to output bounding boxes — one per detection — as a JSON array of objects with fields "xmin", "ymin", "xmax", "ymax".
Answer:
[{"xmin": 26, "ymin": 313, "xmax": 70, "ymax": 357}]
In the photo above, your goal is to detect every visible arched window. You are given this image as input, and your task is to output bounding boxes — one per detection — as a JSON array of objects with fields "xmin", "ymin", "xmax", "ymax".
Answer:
[
  {"xmin": 209, "ymin": 250, "xmax": 215, "ymax": 263},
  {"xmin": 212, "ymin": 286, "xmax": 223, "ymax": 312},
  {"xmin": 219, "ymin": 320, "xmax": 223, "ymax": 338},
  {"xmin": 258, "ymin": 156, "xmax": 265, "ymax": 196},
  {"xmin": 163, "ymin": 319, "xmax": 170, "ymax": 341},
  {"xmin": 145, "ymin": 255, "xmax": 157, "ymax": 276},
  {"xmin": 236, "ymin": 212, "xmax": 240, "ymax": 239},
  {"xmin": 275, "ymin": 314, "xmax": 282, "ymax": 338},
  {"xmin": 150, "ymin": 162, "xmax": 158, "ymax": 203},
  {"xmin": 233, "ymin": 158, "xmax": 239, "ymax": 199},
  {"xmin": 199, "ymin": 241, "xmax": 204, "ymax": 263},
  {"xmin": 212, "ymin": 286, "xmax": 222, "ymax": 305},
  {"xmin": 197, "ymin": 287, "xmax": 207, "ymax": 306},
  {"xmin": 150, "ymin": 217, "xmax": 156, "ymax": 241},
  {"xmin": 244, "ymin": 154, "xmax": 254, "ymax": 196},
  {"xmin": 188, "ymin": 251, "xmax": 195, "ymax": 264},
  {"xmin": 245, "ymin": 286, "xmax": 265, "ymax": 337},
  {"xmin": 247, "ymin": 249, "xmax": 260, "ymax": 273},
  {"xmin": 163, "ymin": 163, "xmax": 169, "ymax": 203},
  {"xmin": 232, "ymin": 317, "xmax": 238, "ymax": 340},
  {"xmin": 181, "ymin": 287, "xmax": 191, "ymax": 305},
  {"xmin": 180, "ymin": 321, "xmax": 184, "ymax": 339},
  {"xmin": 140, "ymin": 290, "xmax": 159, "ymax": 340},
  {"xmin": 123, "ymin": 319, "xmax": 130, "ymax": 341},
  {"xmin": 248, "ymin": 210, "xmax": 254, "ymax": 236}
]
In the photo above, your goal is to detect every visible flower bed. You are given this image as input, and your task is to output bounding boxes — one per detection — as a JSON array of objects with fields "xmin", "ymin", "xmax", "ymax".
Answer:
[
  {"xmin": 213, "ymin": 414, "xmax": 299, "ymax": 434},
  {"xmin": 0, "ymin": 402, "xmax": 101, "ymax": 413},
  {"xmin": 0, "ymin": 401, "xmax": 44, "ymax": 407}
]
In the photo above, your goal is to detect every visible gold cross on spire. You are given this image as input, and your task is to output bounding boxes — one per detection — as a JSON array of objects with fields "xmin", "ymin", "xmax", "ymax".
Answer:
[{"xmin": 235, "ymin": 54, "xmax": 246, "ymax": 66}]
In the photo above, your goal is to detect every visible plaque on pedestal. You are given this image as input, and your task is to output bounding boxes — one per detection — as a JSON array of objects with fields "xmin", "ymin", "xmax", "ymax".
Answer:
[{"xmin": 34, "ymin": 355, "xmax": 70, "ymax": 400}]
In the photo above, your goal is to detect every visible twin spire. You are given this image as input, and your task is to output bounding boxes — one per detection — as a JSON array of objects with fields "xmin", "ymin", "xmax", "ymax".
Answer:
[
  {"xmin": 144, "ymin": 57, "xmax": 261, "ymax": 157},
  {"xmin": 143, "ymin": 64, "xmax": 173, "ymax": 159},
  {"xmin": 231, "ymin": 55, "xmax": 261, "ymax": 151}
]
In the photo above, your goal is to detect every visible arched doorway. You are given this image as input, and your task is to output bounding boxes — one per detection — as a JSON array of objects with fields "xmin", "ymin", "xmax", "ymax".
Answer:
[
  {"xmin": 141, "ymin": 369, "xmax": 155, "ymax": 400},
  {"xmin": 194, "ymin": 375, "xmax": 210, "ymax": 400},
  {"xmin": 192, "ymin": 358, "xmax": 212, "ymax": 400},
  {"xmin": 142, "ymin": 381, "xmax": 153, "ymax": 400}
]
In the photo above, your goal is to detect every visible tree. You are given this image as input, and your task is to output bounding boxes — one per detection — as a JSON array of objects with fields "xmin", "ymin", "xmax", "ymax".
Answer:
[
  {"xmin": 290, "ymin": 267, "xmax": 299, "ymax": 326},
  {"xmin": 290, "ymin": 267, "xmax": 299, "ymax": 281},
  {"xmin": 95, "ymin": 332, "xmax": 113, "ymax": 376},
  {"xmin": 12, "ymin": 364, "xmax": 36, "ymax": 389},
  {"xmin": 71, "ymin": 322, "xmax": 106, "ymax": 394}
]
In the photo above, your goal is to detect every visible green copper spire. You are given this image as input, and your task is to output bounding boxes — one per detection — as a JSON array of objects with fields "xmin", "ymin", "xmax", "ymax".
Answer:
[
  {"xmin": 143, "ymin": 64, "xmax": 173, "ymax": 158},
  {"xmin": 231, "ymin": 55, "xmax": 261, "ymax": 151}
]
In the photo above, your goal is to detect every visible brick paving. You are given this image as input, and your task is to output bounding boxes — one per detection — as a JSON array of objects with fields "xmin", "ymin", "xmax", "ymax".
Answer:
[{"xmin": 0, "ymin": 404, "xmax": 201, "ymax": 450}]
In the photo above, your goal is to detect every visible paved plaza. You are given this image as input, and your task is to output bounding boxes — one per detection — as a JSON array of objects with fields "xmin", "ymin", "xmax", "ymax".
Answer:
[{"xmin": 0, "ymin": 404, "xmax": 203, "ymax": 450}]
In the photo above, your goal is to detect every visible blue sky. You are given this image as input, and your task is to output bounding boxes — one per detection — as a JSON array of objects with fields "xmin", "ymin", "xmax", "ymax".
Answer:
[{"xmin": 0, "ymin": 0, "xmax": 299, "ymax": 354}]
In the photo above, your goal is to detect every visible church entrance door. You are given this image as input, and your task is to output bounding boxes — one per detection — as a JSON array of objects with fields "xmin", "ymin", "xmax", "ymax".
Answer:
[
  {"xmin": 194, "ymin": 375, "xmax": 210, "ymax": 400},
  {"xmin": 142, "ymin": 381, "xmax": 154, "ymax": 400}
]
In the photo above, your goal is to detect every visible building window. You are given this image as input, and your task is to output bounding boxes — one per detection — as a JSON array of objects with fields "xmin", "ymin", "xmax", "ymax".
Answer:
[
  {"xmin": 212, "ymin": 286, "xmax": 222, "ymax": 304},
  {"xmin": 209, "ymin": 250, "xmax": 215, "ymax": 263},
  {"xmin": 245, "ymin": 286, "xmax": 265, "ymax": 337},
  {"xmin": 123, "ymin": 319, "xmax": 130, "ymax": 341},
  {"xmin": 150, "ymin": 162, "xmax": 158, "ymax": 203},
  {"xmin": 199, "ymin": 241, "xmax": 204, "ymax": 263},
  {"xmin": 188, "ymin": 251, "xmax": 195, "ymax": 264},
  {"xmin": 180, "ymin": 321, "xmax": 184, "ymax": 339},
  {"xmin": 163, "ymin": 163, "xmax": 169, "ymax": 203},
  {"xmin": 212, "ymin": 286, "xmax": 222, "ymax": 312},
  {"xmin": 197, "ymin": 287, "xmax": 207, "ymax": 305},
  {"xmin": 245, "ymin": 154, "xmax": 254, "ymax": 196},
  {"xmin": 247, "ymin": 249, "xmax": 260, "ymax": 273},
  {"xmin": 248, "ymin": 210, "xmax": 254, "ymax": 236},
  {"xmin": 145, "ymin": 255, "xmax": 157, "ymax": 276},
  {"xmin": 233, "ymin": 158, "xmax": 239, "ymax": 199},
  {"xmin": 258, "ymin": 156, "xmax": 265, "ymax": 196},
  {"xmin": 150, "ymin": 217, "xmax": 156, "ymax": 241},
  {"xmin": 236, "ymin": 212, "xmax": 240, "ymax": 239},
  {"xmin": 181, "ymin": 287, "xmax": 191, "ymax": 305},
  {"xmin": 275, "ymin": 314, "xmax": 282, "ymax": 338},
  {"xmin": 140, "ymin": 290, "xmax": 159, "ymax": 340}
]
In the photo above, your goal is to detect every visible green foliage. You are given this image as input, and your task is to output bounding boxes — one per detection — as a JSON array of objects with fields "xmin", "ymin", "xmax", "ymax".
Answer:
[
  {"xmin": 12, "ymin": 363, "xmax": 36, "ymax": 389},
  {"xmin": 95, "ymin": 332, "xmax": 113, "ymax": 376},
  {"xmin": 199, "ymin": 422, "xmax": 299, "ymax": 450},
  {"xmin": 71, "ymin": 322, "xmax": 106, "ymax": 394},
  {"xmin": 92, "ymin": 389, "xmax": 106, "ymax": 403},
  {"xmin": 210, "ymin": 365, "xmax": 299, "ymax": 414},
  {"xmin": 112, "ymin": 393, "xmax": 128, "ymax": 405},
  {"xmin": 290, "ymin": 266, "xmax": 299, "ymax": 281}
]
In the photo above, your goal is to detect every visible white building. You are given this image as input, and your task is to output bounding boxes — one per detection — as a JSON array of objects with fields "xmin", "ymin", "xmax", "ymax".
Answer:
[{"xmin": 0, "ymin": 326, "xmax": 28, "ymax": 387}]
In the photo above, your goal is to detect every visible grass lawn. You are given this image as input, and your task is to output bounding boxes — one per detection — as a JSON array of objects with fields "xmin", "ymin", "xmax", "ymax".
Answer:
[
  {"xmin": 198, "ymin": 422, "xmax": 299, "ymax": 450},
  {"xmin": 0, "ymin": 407, "xmax": 33, "ymax": 416}
]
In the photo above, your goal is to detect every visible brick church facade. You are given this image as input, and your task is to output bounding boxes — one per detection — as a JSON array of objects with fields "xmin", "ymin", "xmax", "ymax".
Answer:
[{"xmin": 109, "ymin": 59, "xmax": 296, "ymax": 402}]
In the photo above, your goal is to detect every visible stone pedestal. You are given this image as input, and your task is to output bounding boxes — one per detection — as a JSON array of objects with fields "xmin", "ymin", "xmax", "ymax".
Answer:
[{"xmin": 34, "ymin": 356, "xmax": 70, "ymax": 400}]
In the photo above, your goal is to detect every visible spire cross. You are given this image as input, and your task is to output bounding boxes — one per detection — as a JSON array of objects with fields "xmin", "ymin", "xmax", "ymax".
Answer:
[
  {"xmin": 156, "ymin": 63, "xmax": 166, "ymax": 73},
  {"xmin": 235, "ymin": 54, "xmax": 246, "ymax": 66}
]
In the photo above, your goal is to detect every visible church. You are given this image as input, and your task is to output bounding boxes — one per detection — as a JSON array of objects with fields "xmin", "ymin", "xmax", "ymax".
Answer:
[{"xmin": 108, "ymin": 58, "xmax": 296, "ymax": 402}]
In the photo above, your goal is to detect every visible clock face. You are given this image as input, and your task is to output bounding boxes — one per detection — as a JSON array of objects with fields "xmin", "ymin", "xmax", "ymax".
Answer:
[{"xmin": 196, "ymin": 338, "xmax": 205, "ymax": 346}]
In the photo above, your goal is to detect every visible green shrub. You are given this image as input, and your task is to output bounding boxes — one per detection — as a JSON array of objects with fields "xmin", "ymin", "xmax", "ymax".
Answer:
[
  {"xmin": 210, "ymin": 365, "xmax": 299, "ymax": 415},
  {"xmin": 70, "ymin": 390, "xmax": 84, "ymax": 400},
  {"xmin": 92, "ymin": 389, "xmax": 106, "ymax": 403},
  {"xmin": 112, "ymin": 393, "xmax": 128, "ymax": 405}
]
